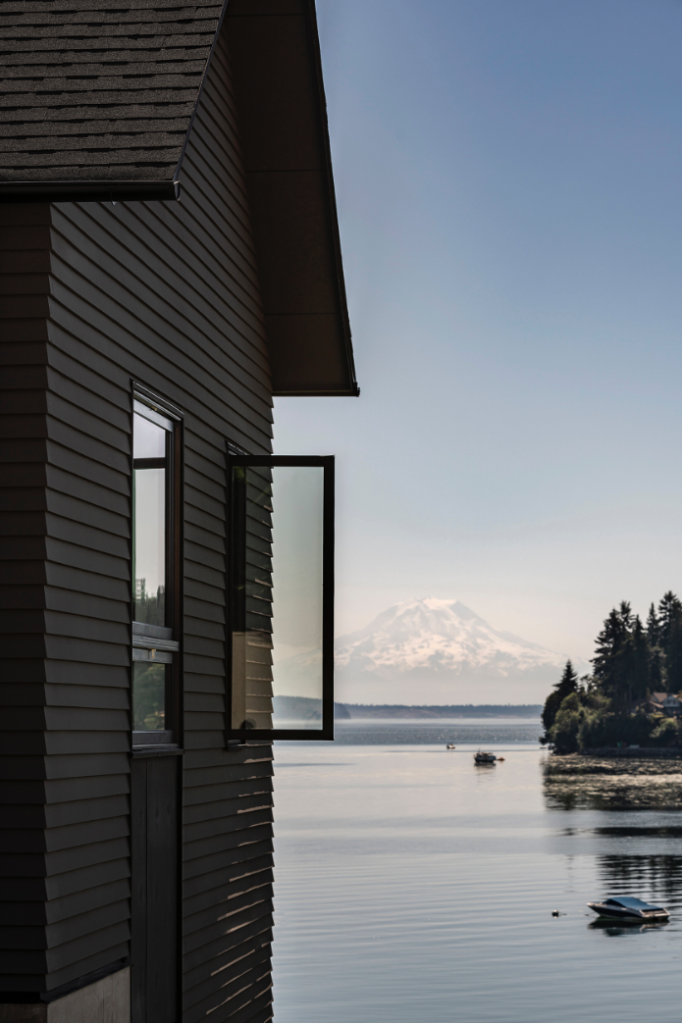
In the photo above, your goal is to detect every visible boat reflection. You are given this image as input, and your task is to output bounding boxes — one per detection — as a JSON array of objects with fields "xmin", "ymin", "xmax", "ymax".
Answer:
[{"xmin": 588, "ymin": 919, "xmax": 670, "ymax": 936}]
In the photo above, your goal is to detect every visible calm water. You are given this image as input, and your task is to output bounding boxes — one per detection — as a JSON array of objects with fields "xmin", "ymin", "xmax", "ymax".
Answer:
[{"xmin": 272, "ymin": 720, "xmax": 681, "ymax": 1023}]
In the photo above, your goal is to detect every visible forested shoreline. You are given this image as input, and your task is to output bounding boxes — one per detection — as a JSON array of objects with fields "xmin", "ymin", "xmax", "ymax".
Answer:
[{"xmin": 541, "ymin": 592, "xmax": 682, "ymax": 753}]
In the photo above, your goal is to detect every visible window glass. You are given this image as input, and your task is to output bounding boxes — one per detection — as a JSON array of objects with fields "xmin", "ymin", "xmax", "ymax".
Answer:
[
  {"xmin": 132, "ymin": 404, "xmax": 176, "ymax": 739},
  {"xmin": 133, "ymin": 662, "xmax": 167, "ymax": 731},
  {"xmin": 271, "ymin": 466, "xmax": 324, "ymax": 725},
  {"xmin": 134, "ymin": 413, "xmax": 166, "ymax": 459},
  {"xmin": 230, "ymin": 464, "xmax": 326, "ymax": 734},
  {"xmin": 134, "ymin": 464, "xmax": 166, "ymax": 625}
]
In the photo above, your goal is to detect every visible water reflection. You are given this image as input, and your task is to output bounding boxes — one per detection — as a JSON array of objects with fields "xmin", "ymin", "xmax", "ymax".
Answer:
[
  {"xmin": 542, "ymin": 755, "xmax": 681, "ymax": 811},
  {"xmin": 584, "ymin": 853, "xmax": 681, "ymax": 939},
  {"xmin": 596, "ymin": 854, "xmax": 681, "ymax": 903},
  {"xmin": 589, "ymin": 920, "xmax": 670, "ymax": 936},
  {"xmin": 544, "ymin": 755, "xmax": 682, "ymax": 943}
]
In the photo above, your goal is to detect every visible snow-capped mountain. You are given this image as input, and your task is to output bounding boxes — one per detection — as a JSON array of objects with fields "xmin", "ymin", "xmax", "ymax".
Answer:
[{"xmin": 333, "ymin": 598, "xmax": 586, "ymax": 704}]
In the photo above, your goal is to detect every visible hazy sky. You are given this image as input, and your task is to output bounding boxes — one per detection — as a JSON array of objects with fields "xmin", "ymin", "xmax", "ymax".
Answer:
[{"xmin": 273, "ymin": 0, "xmax": 681, "ymax": 663}]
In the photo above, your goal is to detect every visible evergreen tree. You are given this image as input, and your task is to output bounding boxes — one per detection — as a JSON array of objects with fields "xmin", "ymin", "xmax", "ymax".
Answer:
[
  {"xmin": 589, "ymin": 602, "xmax": 655, "ymax": 708},
  {"xmin": 667, "ymin": 606, "xmax": 683, "ymax": 696},
  {"xmin": 646, "ymin": 602, "xmax": 664, "ymax": 691},
  {"xmin": 648, "ymin": 644, "xmax": 664, "ymax": 693},
  {"xmin": 618, "ymin": 600, "xmax": 633, "ymax": 632},
  {"xmin": 542, "ymin": 660, "xmax": 578, "ymax": 735},
  {"xmin": 591, "ymin": 603, "xmax": 633, "ymax": 705},
  {"xmin": 655, "ymin": 589, "xmax": 683, "ymax": 692},
  {"xmin": 539, "ymin": 594, "xmax": 682, "ymax": 753},
  {"xmin": 630, "ymin": 615, "xmax": 650, "ymax": 702},
  {"xmin": 658, "ymin": 591, "xmax": 679, "ymax": 641}
]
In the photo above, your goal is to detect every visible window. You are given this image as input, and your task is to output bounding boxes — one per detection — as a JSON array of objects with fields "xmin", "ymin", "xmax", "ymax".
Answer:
[
  {"xmin": 132, "ymin": 396, "xmax": 181, "ymax": 746},
  {"xmin": 227, "ymin": 454, "xmax": 335, "ymax": 742}
]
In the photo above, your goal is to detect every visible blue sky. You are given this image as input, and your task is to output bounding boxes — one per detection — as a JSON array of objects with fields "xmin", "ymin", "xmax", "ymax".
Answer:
[{"xmin": 273, "ymin": 0, "xmax": 681, "ymax": 663}]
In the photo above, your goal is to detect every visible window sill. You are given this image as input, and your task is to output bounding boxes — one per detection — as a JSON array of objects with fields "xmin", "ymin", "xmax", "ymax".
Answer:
[{"xmin": 132, "ymin": 745, "xmax": 184, "ymax": 758}]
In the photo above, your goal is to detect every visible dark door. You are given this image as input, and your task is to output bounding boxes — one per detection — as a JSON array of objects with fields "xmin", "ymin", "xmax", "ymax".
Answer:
[{"xmin": 131, "ymin": 753, "xmax": 180, "ymax": 1022}]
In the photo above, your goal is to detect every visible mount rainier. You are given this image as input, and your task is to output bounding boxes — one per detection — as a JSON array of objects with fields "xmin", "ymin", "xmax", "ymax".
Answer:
[{"xmin": 331, "ymin": 598, "xmax": 587, "ymax": 704}]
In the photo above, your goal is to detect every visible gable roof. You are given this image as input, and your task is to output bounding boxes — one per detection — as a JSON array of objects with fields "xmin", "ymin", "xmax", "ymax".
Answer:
[
  {"xmin": 0, "ymin": 0, "xmax": 225, "ymax": 200},
  {"xmin": 0, "ymin": 0, "xmax": 358, "ymax": 396}
]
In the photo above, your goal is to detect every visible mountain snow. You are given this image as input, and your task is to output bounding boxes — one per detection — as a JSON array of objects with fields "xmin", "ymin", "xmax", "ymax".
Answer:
[{"xmin": 333, "ymin": 598, "xmax": 585, "ymax": 704}]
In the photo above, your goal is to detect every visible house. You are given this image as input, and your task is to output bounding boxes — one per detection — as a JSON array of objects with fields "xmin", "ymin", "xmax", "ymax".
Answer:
[
  {"xmin": 0, "ymin": 1, "xmax": 357, "ymax": 1021},
  {"xmin": 632, "ymin": 693, "xmax": 682, "ymax": 718},
  {"xmin": 661, "ymin": 695, "xmax": 682, "ymax": 718}
]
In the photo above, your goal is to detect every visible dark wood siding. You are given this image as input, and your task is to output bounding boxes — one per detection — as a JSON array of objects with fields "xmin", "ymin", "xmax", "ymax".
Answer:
[
  {"xmin": 0, "ymin": 16, "xmax": 275, "ymax": 1023},
  {"xmin": 0, "ymin": 202, "xmax": 52, "ymax": 994}
]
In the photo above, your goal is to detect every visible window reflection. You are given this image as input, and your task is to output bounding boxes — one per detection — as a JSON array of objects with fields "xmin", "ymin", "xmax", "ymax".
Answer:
[
  {"xmin": 132, "ymin": 405, "xmax": 175, "ymax": 737},
  {"xmin": 231, "ymin": 464, "xmax": 325, "ymax": 733},
  {"xmin": 133, "ymin": 662, "xmax": 167, "ymax": 731},
  {"xmin": 134, "ymin": 413, "xmax": 166, "ymax": 459},
  {"xmin": 134, "ymin": 465, "xmax": 166, "ymax": 625}
]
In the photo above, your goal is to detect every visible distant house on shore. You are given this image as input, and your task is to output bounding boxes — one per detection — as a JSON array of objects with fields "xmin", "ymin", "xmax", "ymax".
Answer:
[
  {"xmin": 661, "ymin": 695, "xmax": 682, "ymax": 717},
  {"xmin": 0, "ymin": 1, "xmax": 356, "ymax": 1021},
  {"xmin": 632, "ymin": 693, "xmax": 682, "ymax": 718}
]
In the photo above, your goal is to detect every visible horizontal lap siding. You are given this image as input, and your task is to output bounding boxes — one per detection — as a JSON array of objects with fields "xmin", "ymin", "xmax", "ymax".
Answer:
[
  {"xmin": 35, "ymin": 334, "xmax": 132, "ymax": 992},
  {"xmin": 0, "ymin": 15, "xmax": 274, "ymax": 1021},
  {"xmin": 175, "ymin": 28, "xmax": 274, "ymax": 1022},
  {"xmin": 0, "ymin": 203, "xmax": 51, "ymax": 991}
]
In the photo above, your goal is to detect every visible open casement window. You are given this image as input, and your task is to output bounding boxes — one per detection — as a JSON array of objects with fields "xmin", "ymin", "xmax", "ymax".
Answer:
[
  {"xmin": 227, "ymin": 455, "xmax": 335, "ymax": 742},
  {"xmin": 131, "ymin": 396, "xmax": 181, "ymax": 747}
]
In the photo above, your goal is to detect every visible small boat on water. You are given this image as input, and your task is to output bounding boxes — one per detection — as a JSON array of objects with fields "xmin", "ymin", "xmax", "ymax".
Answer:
[
  {"xmin": 446, "ymin": 744, "xmax": 456, "ymax": 750},
  {"xmin": 474, "ymin": 750, "xmax": 496, "ymax": 764},
  {"xmin": 587, "ymin": 897, "xmax": 670, "ymax": 923}
]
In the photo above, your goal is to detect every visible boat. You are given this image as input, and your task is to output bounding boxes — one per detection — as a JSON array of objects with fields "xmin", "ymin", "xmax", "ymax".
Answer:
[
  {"xmin": 474, "ymin": 751, "xmax": 496, "ymax": 764},
  {"xmin": 446, "ymin": 744, "xmax": 455, "ymax": 750},
  {"xmin": 587, "ymin": 897, "xmax": 670, "ymax": 922}
]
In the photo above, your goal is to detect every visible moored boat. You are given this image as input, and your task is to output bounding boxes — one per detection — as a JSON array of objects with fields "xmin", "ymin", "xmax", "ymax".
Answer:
[
  {"xmin": 474, "ymin": 750, "xmax": 496, "ymax": 764},
  {"xmin": 587, "ymin": 896, "xmax": 670, "ymax": 922}
]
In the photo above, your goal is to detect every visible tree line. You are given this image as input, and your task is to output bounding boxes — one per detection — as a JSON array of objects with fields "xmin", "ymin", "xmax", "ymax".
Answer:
[{"xmin": 541, "ymin": 591, "xmax": 682, "ymax": 754}]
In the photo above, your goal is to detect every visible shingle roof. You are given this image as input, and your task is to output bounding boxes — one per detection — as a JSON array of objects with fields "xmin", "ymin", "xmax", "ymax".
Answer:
[{"xmin": 0, "ymin": 0, "xmax": 225, "ymax": 199}]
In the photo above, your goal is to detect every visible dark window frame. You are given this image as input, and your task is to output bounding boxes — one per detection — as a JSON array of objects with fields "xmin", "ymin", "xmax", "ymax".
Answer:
[
  {"xmin": 226, "ymin": 453, "xmax": 335, "ymax": 743},
  {"xmin": 131, "ymin": 389, "xmax": 183, "ymax": 749}
]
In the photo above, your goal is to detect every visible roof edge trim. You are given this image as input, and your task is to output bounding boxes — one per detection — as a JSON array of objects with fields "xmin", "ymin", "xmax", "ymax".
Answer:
[
  {"xmin": 0, "ymin": 181, "xmax": 180, "ymax": 204},
  {"xmin": 273, "ymin": 386, "xmax": 361, "ymax": 398},
  {"xmin": 305, "ymin": 0, "xmax": 358, "ymax": 396}
]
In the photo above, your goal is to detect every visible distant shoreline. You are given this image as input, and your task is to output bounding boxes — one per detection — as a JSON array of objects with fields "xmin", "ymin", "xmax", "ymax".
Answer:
[
  {"xmin": 339, "ymin": 703, "xmax": 542, "ymax": 719},
  {"xmin": 272, "ymin": 695, "xmax": 542, "ymax": 720}
]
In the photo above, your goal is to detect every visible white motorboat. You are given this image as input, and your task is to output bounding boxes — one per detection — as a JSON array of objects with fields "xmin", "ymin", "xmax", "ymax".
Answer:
[
  {"xmin": 474, "ymin": 750, "xmax": 496, "ymax": 764},
  {"xmin": 587, "ymin": 896, "xmax": 670, "ymax": 922}
]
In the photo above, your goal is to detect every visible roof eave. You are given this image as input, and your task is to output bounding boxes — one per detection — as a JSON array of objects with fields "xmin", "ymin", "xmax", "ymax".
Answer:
[
  {"xmin": 226, "ymin": 0, "xmax": 359, "ymax": 399},
  {"xmin": 274, "ymin": 386, "xmax": 361, "ymax": 398},
  {"xmin": 306, "ymin": 0, "xmax": 358, "ymax": 398},
  {"xmin": 0, "ymin": 180, "xmax": 180, "ymax": 204}
]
